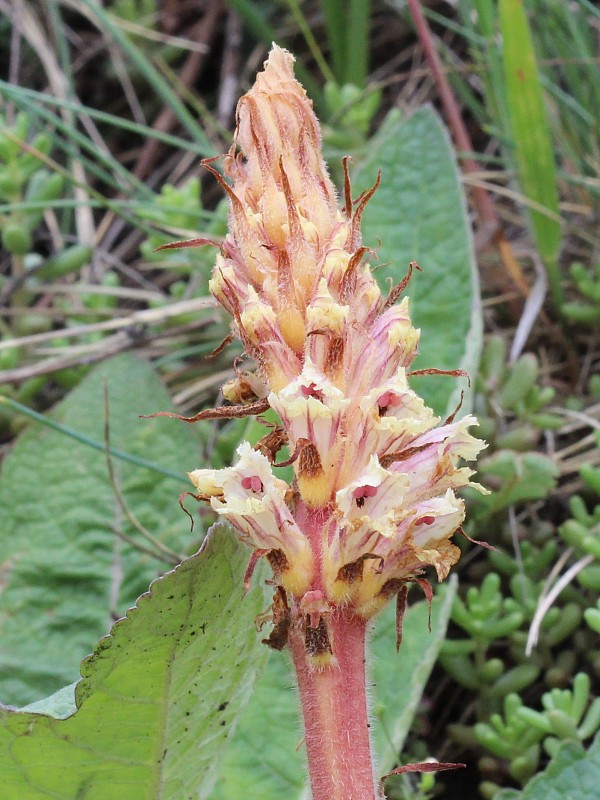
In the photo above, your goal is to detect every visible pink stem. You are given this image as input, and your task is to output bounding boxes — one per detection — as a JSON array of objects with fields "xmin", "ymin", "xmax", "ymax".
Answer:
[
  {"xmin": 289, "ymin": 611, "xmax": 377, "ymax": 800},
  {"xmin": 289, "ymin": 500, "xmax": 378, "ymax": 800}
]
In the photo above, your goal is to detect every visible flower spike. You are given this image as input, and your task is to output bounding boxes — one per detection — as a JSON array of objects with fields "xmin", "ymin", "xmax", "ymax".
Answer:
[
  {"xmin": 185, "ymin": 42, "xmax": 485, "ymax": 628},
  {"xmin": 177, "ymin": 45, "xmax": 486, "ymax": 800}
]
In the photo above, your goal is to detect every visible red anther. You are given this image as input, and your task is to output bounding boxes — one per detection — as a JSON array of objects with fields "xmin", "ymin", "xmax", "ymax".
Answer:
[
  {"xmin": 241, "ymin": 475, "xmax": 264, "ymax": 493},
  {"xmin": 353, "ymin": 484, "xmax": 378, "ymax": 500},
  {"xmin": 300, "ymin": 382, "xmax": 324, "ymax": 401},
  {"xmin": 416, "ymin": 515, "xmax": 436, "ymax": 526},
  {"xmin": 378, "ymin": 391, "xmax": 401, "ymax": 409},
  {"xmin": 378, "ymin": 391, "xmax": 393, "ymax": 407}
]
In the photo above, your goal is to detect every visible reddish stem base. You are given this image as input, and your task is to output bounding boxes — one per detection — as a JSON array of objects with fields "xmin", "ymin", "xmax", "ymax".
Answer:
[{"xmin": 289, "ymin": 611, "xmax": 378, "ymax": 800}]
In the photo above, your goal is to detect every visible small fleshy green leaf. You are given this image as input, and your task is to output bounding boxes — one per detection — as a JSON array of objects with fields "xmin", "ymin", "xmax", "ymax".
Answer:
[
  {"xmin": 210, "ymin": 578, "xmax": 457, "ymax": 799},
  {"xmin": 473, "ymin": 450, "xmax": 559, "ymax": 514},
  {"xmin": 353, "ymin": 106, "xmax": 482, "ymax": 416},
  {"xmin": 0, "ymin": 529, "xmax": 270, "ymax": 800}
]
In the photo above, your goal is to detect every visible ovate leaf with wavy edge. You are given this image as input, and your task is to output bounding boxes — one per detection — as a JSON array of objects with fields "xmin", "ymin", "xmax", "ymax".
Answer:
[
  {"xmin": 211, "ymin": 579, "xmax": 457, "ymax": 800},
  {"xmin": 353, "ymin": 106, "xmax": 482, "ymax": 417},
  {"xmin": 0, "ymin": 354, "xmax": 208, "ymax": 706},
  {"xmin": 0, "ymin": 529, "xmax": 270, "ymax": 800}
]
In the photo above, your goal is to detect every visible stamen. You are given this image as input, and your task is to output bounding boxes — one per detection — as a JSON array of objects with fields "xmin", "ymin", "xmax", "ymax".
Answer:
[
  {"xmin": 241, "ymin": 475, "xmax": 264, "ymax": 493},
  {"xmin": 300, "ymin": 382, "xmax": 325, "ymax": 401}
]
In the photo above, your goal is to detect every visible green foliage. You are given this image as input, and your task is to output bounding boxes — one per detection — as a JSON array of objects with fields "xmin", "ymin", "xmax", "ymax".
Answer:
[
  {"xmin": 468, "ymin": 336, "xmax": 561, "ymax": 520},
  {"xmin": 0, "ymin": 354, "xmax": 208, "ymax": 706},
  {"xmin": 563, "ymin": 261, "xmax": 600, "ymax": 326},
  {"xmin": 211, "ymin": 580, "xmax": 457, "ymax": 799},
  {"xmin": 475, "ymin": 675, "xmax": 600, "ymax": 790},
  {"xmin": 428, "ymin": 0, "xmax": 600, "ymax": 309},
  {"xmin": 495, "ymin": 732, "xmax": 600, "ymax": 800},
  {"xmin": 528, "ymin": 0, "xmax": 600, "ymax": 210},
  {"xmin": 559, "ymin": 464, "xmax": 600, "ymax": 595},
  {"xmin": 322, "ymin": 81, "xmax": 382, "ymax": 156},
  {"xmin": 139, "ymin": 179, "xmax": 228, "ymax": 290},
  {"xmin": 0, "ymin": 112, "xmax": 64, "ymax": 258},
  {"xmin": 475, "ymin": 336, "xmax": 562, "ymax": 447},
  {"xmin": 353, "ymin": 106, "xmax": 481, "ymax": 416},
  {"xmin": 0, "ymin": 530, "xmax": 270, "ymax": 800},
  {"xmin": 472, "ymin": 450, "xmax": 559, "ymax": 517},
  {"xmin": 585, "ymin": 598, "xmax": 600, "ymax": 634},
  {"xmin": 444, "ymin": 446, "xmax": 600, "ymax": 795},
  {"xmin": 441, "ymin": 573, "xmax": 538, "ymax": 704},
  {"xmin": 109, "ymin": 0, "xmax": 156, "ymax": 22},
  {"xmin": 320, "ymin": 0, "xmax": 371, "ymax": 87}
]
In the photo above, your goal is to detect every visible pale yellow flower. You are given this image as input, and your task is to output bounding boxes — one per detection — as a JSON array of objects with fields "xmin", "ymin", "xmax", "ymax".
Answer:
[{"xmin": 188, "ymin": 45, "xmax": 486, "ymax": 652}]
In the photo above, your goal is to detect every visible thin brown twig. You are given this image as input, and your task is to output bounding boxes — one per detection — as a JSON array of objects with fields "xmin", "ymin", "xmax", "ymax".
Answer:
[
  {"xmin": 217, "ymin": 8, "xmax": 243, "ymax": 128},
  {"xmin": 405, "ymin": 0, "xmax": 543, "ymax": 320},
  {"xmin": 133, "ymin": 5, "xmax": 223, "ymax": 181},
  {"xmin": 405, "ymin": 0, "xmax": 498, "ymax": 237},
  {"xmin": 0, "ymin": 314, "xmax": 215, "ymax": 385}
]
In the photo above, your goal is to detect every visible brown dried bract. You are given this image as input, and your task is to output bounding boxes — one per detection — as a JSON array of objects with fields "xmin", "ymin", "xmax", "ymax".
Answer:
[
  {"xmin": 262, "ymin": 586, "xmax": 291, "ymax": 651},
  {"xmin": 297, "ymin": 441, "xmax": 324, "ymax": 478},
  {"xmin": 254, "ymin": 426, "xmax": 288, "ymax": 463},
  {"xmin": 408, "ymin": 368, "xmax": 470, "ymax": 387},
  {"xmin": 304, "ymin": 615, "xmax": 333, "ymax": 659},
  {"xmin": 140, "ymin": 397, "xmax": 270, "ymax": 424},
  {"xmin": 383, "ymin": 260, "xmax": 422, "ymax": 310},
  {"xmin": 266, "ymin": 548, "xmax": 290, "ymax": 580},
  {"xmin": 395, "ymin": 584, "xmax": 409, "ymax": 651},
  {"xmin": 336, "ymin": 553, "xmax": 383, "ymax": 584},
  {"xmin": 379, "ymin": 442, "xmax": 431, "ymax": 468}
]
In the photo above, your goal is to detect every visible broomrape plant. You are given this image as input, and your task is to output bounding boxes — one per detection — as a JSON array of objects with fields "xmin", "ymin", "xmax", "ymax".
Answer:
[{"xmin": 164, "ymin": 46, "xmax": 485, "ymax": 800}]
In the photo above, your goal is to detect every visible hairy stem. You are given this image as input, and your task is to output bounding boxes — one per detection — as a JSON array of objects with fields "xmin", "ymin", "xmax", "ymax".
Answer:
[
  {"xmin": 289, "ymin": 606, "xmax": 378, "ymax": 800},
  {"xmin": 287, "ymin": 502, "xmax": 379, "ymax": 799}
]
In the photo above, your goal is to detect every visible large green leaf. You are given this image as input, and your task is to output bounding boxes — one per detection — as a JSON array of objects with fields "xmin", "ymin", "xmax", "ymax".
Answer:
[
  {"xmin": 371, "ymin": 576, "xmax": 457, "ymax": 769},
  {"xmin": 353, "ymin": 106, "xmax": 482, "ymax": 416},
  {"xmin": 0, "ymin": 529, "xmax": 270, "ymax": 800},
  {"xmin": 496, "ymin": 732, "xmax": 600, "ymax": 800},
  {"xmin": 0, "ymin": 354, "xmax": 208, "ymax": 706},
  {"xmin": 211, "ymin": 579, "xmax": 457, "ymax": 800}
]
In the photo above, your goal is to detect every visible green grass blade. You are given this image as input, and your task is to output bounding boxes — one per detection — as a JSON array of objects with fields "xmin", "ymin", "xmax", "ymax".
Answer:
[
  {"xmin": 0, "ymin": 395, "xmax": 185, "ymax": 483},
  {"xmin": 0, "ymin": 81, "xmax": 152, "ymax": 197},
  {"xmin": 0, "ymin": 82, "xmax": 210, "ymax": 161},
  {"xmin": 345, "ymin": 0, "xmax": 370, "ymax": 87},
  {"xmin": 499, "ymin": 0, "xmax": 562, "ymax": 305},
  {"xmin": 77, "ymin": 0, "xmax": 215, "ymax": 155},
  {"xmin": 321, "ymin": 0, "xmax": 346, "ymax": 80},
  {"xmin": 285, "ymin": 0, "xmax": 336, "ymax": 84}
]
